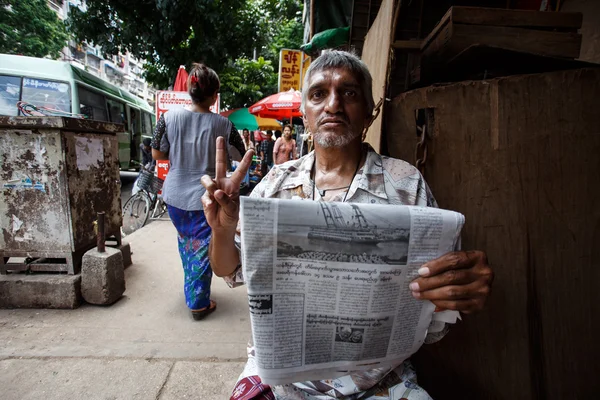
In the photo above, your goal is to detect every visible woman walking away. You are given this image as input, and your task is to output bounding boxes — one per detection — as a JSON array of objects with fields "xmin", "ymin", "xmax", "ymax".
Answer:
[
  {"xmin": 241, "ymin": 128, "xmax": 254, "ymax": 152},
  {"xmin": 273, "ymin": 124, "xmax": 297, "ymax": 165},
  {"xmin": 151, "ymin": 63, "xmax": 246, "ymax": 321}
]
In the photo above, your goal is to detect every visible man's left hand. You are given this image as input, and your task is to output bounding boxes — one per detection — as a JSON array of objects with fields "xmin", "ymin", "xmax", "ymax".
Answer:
[{"xmin": 409, "ymin": 251, "xmax": 493, "ymax": 314}]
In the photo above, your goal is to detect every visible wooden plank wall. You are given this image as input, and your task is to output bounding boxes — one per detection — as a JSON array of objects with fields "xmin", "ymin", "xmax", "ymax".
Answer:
[
  {"xmin": 360, "ymin": 0, "xmax": 395, "ymax": 152},
  {"xmin": 385, "ymin": 68, "xmax": 600, "ymax": 399}
]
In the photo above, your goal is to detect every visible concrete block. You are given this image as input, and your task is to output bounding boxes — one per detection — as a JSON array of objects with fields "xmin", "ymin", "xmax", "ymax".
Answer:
[
  {"xmin": 81, "ymin": 247, "xmax": 125, "ymax": 305},
  {"xmin": 0, "ymin": 274, "xmax": 82, "ymax": 309},
  {"xmin": 119, "ymin": 242, "xmax": 132, "ymax": 268},
  {"xmin": 107, "ymin": 241, "xmax": 132, "ymax": 268}
]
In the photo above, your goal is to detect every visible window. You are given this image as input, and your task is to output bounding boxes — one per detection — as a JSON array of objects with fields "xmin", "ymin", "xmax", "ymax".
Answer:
[
  {"xmin": 78, "ymin": 85, "xmax": 108, "ymax": 121},
  {"xmin": 21, "ymin": 78, "xmax": 71, "ymax": 113},
  {"xmin": 0, "ymin": 75, "xmax": 21, "ymax": 116},
  {"xmin": 142, "ymin": 111, "xmax": 153, "ymax": 136},
  {"xmin": 106, "ymin": 99, "xmax": 126, "ymax": 125}
]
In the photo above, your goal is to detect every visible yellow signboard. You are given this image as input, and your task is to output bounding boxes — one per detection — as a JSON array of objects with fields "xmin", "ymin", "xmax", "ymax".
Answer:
[{"xmin": 279, "ymin": 49, "xmax": 303, "ymax": 92}]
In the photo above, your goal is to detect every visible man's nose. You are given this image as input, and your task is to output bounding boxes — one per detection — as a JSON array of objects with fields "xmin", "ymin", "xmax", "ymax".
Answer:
[{"xmin": 324, "ymin": 91, "xmax": 342, "ymax": 113}]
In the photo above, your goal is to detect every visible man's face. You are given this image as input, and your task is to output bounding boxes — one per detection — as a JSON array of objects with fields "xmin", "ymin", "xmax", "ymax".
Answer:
[{"xmin": 302, "ymin": 68, "xmax": 370, "ymax": 148}]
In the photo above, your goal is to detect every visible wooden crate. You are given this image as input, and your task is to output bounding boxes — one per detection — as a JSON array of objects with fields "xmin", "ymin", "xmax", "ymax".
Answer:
[
  {"xmin": 421, "ymin": 6, "xmax": 583, "ymax": 61},
  {"xmin": 385, "ymin": 68, "xmax": 600, "ymax": 399}
]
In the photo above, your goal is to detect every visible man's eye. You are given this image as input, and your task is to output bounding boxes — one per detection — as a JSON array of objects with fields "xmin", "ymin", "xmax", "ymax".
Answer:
[
  {"xmin": 345, "ymin": 90, "xmax": 357, "ymax": 97},
  {"xmin": 311, "ymin": 91, "xmax": 324, "ymax": 100}
]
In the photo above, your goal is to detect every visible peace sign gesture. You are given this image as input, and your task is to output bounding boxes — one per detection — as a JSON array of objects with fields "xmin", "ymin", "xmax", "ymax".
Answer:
[{"xmin": 201, "ymin": 137, "xmax": 254, "ymax": 233}]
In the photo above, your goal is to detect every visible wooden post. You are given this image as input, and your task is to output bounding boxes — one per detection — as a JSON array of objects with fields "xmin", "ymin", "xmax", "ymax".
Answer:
[{"xmin": 310, "ymin": 0, "xmax": 315, "ymax": 40}]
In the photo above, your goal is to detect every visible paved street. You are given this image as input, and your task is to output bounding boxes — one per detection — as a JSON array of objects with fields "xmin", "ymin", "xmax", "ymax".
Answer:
[{"xmin": 0, "ymin": 221, "xmax": 251, "ymax": 399}]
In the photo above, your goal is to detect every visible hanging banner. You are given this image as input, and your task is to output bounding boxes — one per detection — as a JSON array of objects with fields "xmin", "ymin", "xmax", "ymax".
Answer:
[
  {"xmin": 279, "ymin": 49, "xmax": 303, "ymax": 92},
  {"xmin": 155, "ymin": 91, "xmax": 220, "ymax": 120}
]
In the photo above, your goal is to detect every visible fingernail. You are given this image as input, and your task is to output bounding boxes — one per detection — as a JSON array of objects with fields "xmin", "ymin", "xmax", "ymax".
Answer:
[
  {"xmin": 418, "ymin": 267, "xmax": 430, "ymax": 277},
  {"xmin": 409, "ymin": 282, "xmax": 419, "ymax": 291},
  {"xmin": 215, "ymin": 191, "xmax": 224, "ymax": 199},
  {"xmin": 412, "ymin": 291, "xmax": 421, "ymax": 298}
]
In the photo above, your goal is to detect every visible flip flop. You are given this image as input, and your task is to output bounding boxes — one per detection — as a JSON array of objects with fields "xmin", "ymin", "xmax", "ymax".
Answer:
[{"xmin": 191, "ymin": 300, "xmax": 217, "ymax": 321}]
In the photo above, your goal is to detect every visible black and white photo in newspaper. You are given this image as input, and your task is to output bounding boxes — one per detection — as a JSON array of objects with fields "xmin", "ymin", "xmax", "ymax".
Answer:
[{"xmin": 240, "ymin": 197, "xmax": 464, "ymax": 385}]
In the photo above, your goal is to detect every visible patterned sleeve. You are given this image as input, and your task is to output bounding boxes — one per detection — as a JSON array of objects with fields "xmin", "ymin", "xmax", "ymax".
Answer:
[
  {"xmin": 151, "ymin": 114, "xmax": 166, "ymax": 150},
  {"xmin": 228, "ymin": 124, "xmax": 246, "ymax": 156}
]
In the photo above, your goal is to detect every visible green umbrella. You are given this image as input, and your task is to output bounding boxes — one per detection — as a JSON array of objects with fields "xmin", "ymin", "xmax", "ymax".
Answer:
[
  {"xmin": 220, "ymin": 108, "xmax": 281, "ymax": 131},
  {"xmin": 221, "ymin": 108, "xmax": 257, "ymax": 130}
]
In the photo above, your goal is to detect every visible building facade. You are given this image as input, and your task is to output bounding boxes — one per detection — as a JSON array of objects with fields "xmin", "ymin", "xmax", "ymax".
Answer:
[{"xmin": 48, "ymin": 0, "xmax": 156, "ymax": 105}]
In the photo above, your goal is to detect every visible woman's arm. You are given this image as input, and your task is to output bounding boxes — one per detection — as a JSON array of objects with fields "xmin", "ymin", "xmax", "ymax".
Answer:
[
  {"xmin": 292, "ymin": 139, "xmax": 298, "ymax": 159},
  {"xmin": 151, "ymin": 114, "xmax": 169, "ymax": 160},
  {"xmin": 229, "ymin": 124, "xmax": 246, "ymax": 156},
  {"xmin": 273, "ymin": 138, "xmax": 281, "ymax": 164}
]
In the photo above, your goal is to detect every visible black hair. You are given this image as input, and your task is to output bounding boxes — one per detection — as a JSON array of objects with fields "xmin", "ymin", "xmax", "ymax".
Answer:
[
  {"xmin": 142, "ymin": 138, "xmax": 151, "ymax": 146},
  {"xmin": 188, "ymin": 63, "xmax": 220, "ymax": 105}
]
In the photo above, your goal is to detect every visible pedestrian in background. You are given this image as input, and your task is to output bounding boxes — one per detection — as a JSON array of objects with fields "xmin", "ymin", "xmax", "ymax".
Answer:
[
  {"xmin": 273, "ymin": 124, "xmax": 297, "ymax": 165},
  {"xmin": 260, "ymin": 130, "xmax": 275, "ymax": 176},
  {"xmin": 139, "ymin": 138, "xmax": 155, "ymax": 169},
  {"xmin": 242, "ymin": 128, "xmax": 254, "ymax": 152},
  {"xmin": 151, "ymin": 63, "xmax": 246, "ymax": 321}
]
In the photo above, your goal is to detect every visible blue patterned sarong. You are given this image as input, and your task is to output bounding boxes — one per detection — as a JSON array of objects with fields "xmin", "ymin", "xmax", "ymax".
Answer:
[{"xmin": 167, "ymin": 205, "xmax": 212, "ymax": 310}]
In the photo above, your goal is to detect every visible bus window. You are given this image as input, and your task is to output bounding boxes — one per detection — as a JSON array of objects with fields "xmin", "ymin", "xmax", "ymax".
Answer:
[
  {"xmin": 107, "ymin": 99, "xmax": 126, "ymax": 125},
  {"xmin": 78, "ymin": 85, "xmax": 108, "ymax": 121},
  {"xmin": 141, "ymin": 111, "xmax": 153, "ymax": 136},
  {"xmin": 21, "ymin": 78, "xmax": 70, "ymax": 112},
  {"xmin": 0, "ymin": 75, "xmax": 21, "ymax": 116}
]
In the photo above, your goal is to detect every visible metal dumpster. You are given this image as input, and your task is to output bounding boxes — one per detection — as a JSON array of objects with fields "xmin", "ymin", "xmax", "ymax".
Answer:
[{"xmin": 0, "ymin": 117, "xmax": 123, "ymax": 274}]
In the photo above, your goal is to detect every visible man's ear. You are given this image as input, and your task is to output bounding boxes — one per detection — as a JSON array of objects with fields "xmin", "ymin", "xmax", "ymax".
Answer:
[{"xmin": 302, "ymin": 114, "xmax": 308, "ymax": 130}]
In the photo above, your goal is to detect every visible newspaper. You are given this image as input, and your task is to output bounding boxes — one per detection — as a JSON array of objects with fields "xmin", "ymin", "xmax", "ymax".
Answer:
[{"xmin": 240, "ymin": 197, "xmax": 464, "ymax": 385}]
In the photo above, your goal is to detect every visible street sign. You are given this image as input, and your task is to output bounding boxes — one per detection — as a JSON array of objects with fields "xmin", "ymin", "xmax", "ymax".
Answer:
[{"xmin": 155, "ymin": 91, "xmax": 220, "ymax": 120}]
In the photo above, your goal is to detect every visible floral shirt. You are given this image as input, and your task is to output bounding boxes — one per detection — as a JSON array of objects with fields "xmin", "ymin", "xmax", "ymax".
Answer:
[{"xmin": 228, "ymin": 144, "xmax": 444, "ymax": 400}]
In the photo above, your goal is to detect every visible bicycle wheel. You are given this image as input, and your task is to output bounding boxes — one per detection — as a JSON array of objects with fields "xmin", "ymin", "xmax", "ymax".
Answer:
[{"xmin": 122, "ymin": 192, "xmax": 152, "ymax": 235}]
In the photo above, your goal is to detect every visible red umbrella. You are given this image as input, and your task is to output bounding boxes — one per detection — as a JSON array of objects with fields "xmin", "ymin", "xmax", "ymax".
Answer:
[
  {"xmin": 249, "ymin": 89, "xmax": 302, "ymax": 122},
  {"xmin": 173, "ymin": 65, "xmax": 189, "ymax": 91}
]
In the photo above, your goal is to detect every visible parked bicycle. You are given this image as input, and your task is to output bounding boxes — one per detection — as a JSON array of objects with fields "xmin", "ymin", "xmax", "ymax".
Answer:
[{"xmin": 122, "ymin": 167, "xmax": 168, "ymax": 235}]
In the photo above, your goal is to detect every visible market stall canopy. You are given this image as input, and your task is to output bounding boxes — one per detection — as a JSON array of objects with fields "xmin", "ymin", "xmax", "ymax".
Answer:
[
  {"xmin": 249, "ymin": 89, "xmax": 302, "ymax": 121},
  {"xmin": 173, "ymin": 65, "xmax": 189, "ymax": 91},
  {"xmin": 220, "ymin": 108, "xmax": 282, "ymax": 131}
]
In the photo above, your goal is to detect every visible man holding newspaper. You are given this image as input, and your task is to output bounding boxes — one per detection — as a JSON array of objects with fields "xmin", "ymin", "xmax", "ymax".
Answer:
[{"xmin": 201, "ymin": 51, "xmax": 493, "ymax": 400}]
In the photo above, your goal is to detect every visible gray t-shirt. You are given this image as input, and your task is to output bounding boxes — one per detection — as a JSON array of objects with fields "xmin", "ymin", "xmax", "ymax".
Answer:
[{"xmin": 158, "ymin": 108, "xmax": 233, "ymax": 211}]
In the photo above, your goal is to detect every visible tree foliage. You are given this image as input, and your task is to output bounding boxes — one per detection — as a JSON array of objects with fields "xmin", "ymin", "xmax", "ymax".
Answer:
[
  {"xmin": 0, "ymin": 0, "xmax": 69, "ymax": 59},
  {"xmin": 68, "ymin": 0, "xmax": 270, "ymax": 89},
  {"xmin": 220, "ymin": 57, "xmax": 277, "ymax": 109},
  {"xmin": 67, "ymin": 0, "xmax": 304, "ymax": 104}
]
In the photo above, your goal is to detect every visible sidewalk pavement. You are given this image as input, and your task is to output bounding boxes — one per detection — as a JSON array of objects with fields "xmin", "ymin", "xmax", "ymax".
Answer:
[{"xmin": 0, "ymin": 221, "xmax": 251, "ymax": 399}]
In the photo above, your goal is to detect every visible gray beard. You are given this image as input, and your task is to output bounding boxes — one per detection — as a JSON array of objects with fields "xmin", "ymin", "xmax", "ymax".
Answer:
[{"xmin": 313, "ymin": 130, "xmax": 361, "ymax": 148}]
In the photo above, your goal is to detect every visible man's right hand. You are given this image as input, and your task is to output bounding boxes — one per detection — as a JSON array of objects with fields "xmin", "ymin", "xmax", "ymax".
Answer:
[{"xmin": 201, "ymin": 137, "xmax": 254, "ymax": 233}]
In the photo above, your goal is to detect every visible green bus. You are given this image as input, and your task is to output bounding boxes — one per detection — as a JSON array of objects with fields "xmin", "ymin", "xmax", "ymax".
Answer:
[{"xmin": 0, "ymin": 53, "xmax": 155, "ymax": 169}]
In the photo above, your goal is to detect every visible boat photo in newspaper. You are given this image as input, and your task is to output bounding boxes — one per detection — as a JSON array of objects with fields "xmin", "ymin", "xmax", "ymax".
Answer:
[{"xmin": 277, "ymin": 201, "xmax": 411, "ymax": 265}]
